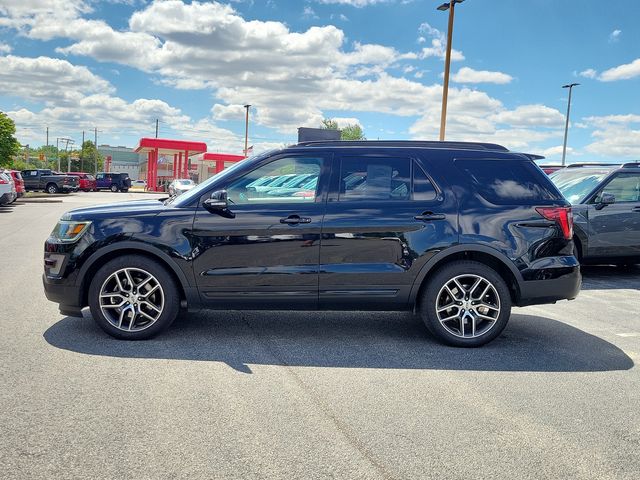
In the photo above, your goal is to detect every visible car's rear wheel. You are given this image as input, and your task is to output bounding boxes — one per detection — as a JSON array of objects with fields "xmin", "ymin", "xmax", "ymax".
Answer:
[
  {"xmin": 46, "ymin": 183, "xmax": 59, "ymax": 194},
  {"xmin": 88, "ymin": 255, "xmax": 180, "ymax": 340},
  {"xmin": 420, "ymin": 261, "xmax": 511, "ymax": 347},
  {"xmin": 110, "ymin": 184, "xmax": 119, "ymax": 192}
]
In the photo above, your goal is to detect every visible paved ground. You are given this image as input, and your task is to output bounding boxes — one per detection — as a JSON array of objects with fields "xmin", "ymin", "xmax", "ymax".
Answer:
[{"xmin": 1, "ymin": 192, "xmax": 639, "ymax": 479}]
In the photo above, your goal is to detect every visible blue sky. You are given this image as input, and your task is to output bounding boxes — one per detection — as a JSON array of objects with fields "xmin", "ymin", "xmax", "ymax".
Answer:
[{"xmin": 1, "ymin": 0, "xmax": 639, "ymax": 162}]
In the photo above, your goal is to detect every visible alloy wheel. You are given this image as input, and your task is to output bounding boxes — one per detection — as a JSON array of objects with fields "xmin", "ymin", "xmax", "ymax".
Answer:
[
  {"xmin": 435, "ymin": 274, "xmax": 501, "ymax": 338},
  {"xmin": 99, "ymin": 267, "xmax": 165, "ymax": 332}
]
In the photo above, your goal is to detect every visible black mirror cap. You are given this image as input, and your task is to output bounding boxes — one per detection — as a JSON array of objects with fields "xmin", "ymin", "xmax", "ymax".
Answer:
[
  {"xmin": 595, "ymin": 192, "xmax": 615, "ymax": 210},
  {"xmin": 203, "ymin": 190, "xmax": 235, "ymax": 218}
]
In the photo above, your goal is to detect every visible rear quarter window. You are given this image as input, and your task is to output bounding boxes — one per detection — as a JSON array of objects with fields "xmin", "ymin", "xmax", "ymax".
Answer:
[{"xmin": 456, "ymin": 159, "xmax": 560, "ymax": 205}]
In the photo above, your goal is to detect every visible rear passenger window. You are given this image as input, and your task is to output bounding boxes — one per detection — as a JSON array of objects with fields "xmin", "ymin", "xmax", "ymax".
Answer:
[
  {"xmin": 413, "ymin": 162, "xmax": 438, "ymax": 201},
  {"xmin": 339, "ymin": 157, "xmax": 411, "ymax": 201},
  {"xmin": 456, "ymin": 159, "xmax": 558, "ymax": 204}
]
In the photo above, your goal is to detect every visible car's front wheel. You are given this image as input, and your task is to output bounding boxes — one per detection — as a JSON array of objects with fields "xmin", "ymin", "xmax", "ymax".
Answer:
[
  {"xmin": 110, "ymin": 184, "xmax": 119, "ymax": 192},
  {"xmin": 88, "ymin": 255, "xmax": 180, "ymax": 340},
  {"xmin": 46, "ymin": 183, "xmax": 59, "ymax": 194},
  {"xmin": 420, "ymin": 261, "xmax": 511, "ymax": 347}
]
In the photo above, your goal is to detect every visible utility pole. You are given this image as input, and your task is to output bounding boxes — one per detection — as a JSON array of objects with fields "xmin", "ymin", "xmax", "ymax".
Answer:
[
  {"xmin": 56, "ymin": 138, "xmax": 60, "ymax": 171},
  {"xmin": 244, "ymin": 105, "xmax": 251, "ymax": 157},
  {"xmin": 94, "ymin": 127, "xmax": 98, "ymax": 174},
  {"xmin": 155, "ymin": 119, "xmax": 159, "ymax": 138},
  {"xmin": 561, "ymin": 83, "xmax": 580, "ymax": 166},
  {"xmin": 46, "ymin": 127, "xmax": 49, "ymax": 147},
  {"xmin": 437, "ymin": 0, "xmax": 465, "ymax": 141},
  {"xmin": 81, "ymin": 130, "xmax": 85, "ymax": 172}
]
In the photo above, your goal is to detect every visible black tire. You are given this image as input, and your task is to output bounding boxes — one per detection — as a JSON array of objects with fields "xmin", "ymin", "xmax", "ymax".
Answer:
[
  {"xmin": 121, "ymin": 189, "xmax": 128, "ymax": 193},
  {"xmin": 419, "ymin": 260, "xmax": 512, "ymax": 347},
  {"xmin": 110, "ymin": 184, "xmax": 119, "ymax": 192},
  {"xmin": 46, "ymin": 183, "xmax": 59, "ymax": 194},
  {"xmin": 88, "ymin": 255, "xmax": 181, "ymax": 340}
]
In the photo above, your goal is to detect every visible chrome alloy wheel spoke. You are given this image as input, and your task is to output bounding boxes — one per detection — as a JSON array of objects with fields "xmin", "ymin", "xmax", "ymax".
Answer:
[
  {"xmin": 435, "ymin": 274, "xmax": 501, "ymax": 339},
  {"xmin": 99, "ymin": 267, "xmax": 165, "ymax": 332}
]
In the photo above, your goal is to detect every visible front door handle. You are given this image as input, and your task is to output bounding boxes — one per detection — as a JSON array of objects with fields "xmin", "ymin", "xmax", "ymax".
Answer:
[
  {"xmin": 280, "ymin": 215, "xmax": 312, "ymax": 225},
  {"xmin": 414, "ymin": 212, "xmax": 446, "ymax": 221},
  {"xmin": 632, "ymin": 206, "xmax": 640, "ymax": 212}
]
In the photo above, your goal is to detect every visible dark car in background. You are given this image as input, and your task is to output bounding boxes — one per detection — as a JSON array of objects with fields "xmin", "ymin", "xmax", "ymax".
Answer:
[
  {"xmin": 95, "ymin": 172, "xmax": 131, "ymax": 192},
  {"xmin": 550, "ymin": 162, "xmax": 640, "ymax": 265},
  {"xmin": 43, "ymin": 141, "xmax": 581, "ymax": 347},
  {"xmin": 67, "ymin": 172, "xmax": 97, "ymax": 192},
  {"xmin": 6, "ymin": 170, "xmax": 25, "ymax": 197}
]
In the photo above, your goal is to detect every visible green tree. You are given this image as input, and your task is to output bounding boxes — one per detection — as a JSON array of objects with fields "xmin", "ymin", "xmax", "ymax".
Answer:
[
  {"xmin": 0, "ymin": 112, "xmax": 21, "ymax": 168},
  {"xmin": 320, "ymin": 118, "xmax": 366, "ymax": 140}
]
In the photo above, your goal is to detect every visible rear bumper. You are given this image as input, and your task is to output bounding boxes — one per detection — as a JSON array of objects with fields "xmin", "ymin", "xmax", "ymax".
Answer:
[
  {"xmin": 516, "ymin": 256, "xmax": 582, "ymax": 306},
  {"xmin": 0, "ymin": 192, "xmax": 13, "ymax": 204}
]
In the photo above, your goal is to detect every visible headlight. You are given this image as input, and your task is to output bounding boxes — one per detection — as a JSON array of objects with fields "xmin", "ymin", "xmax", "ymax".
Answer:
[{"xmin": 50, "ymin": 221, "xmax": 91, "ymax": 243}]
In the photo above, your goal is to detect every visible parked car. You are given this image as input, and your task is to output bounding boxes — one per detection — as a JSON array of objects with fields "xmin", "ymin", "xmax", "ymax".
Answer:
[
  {"xmin": 95, "ymin": 172, "xmax": 131, "ymax": 192},
  {"xmin": 66, "ymin": 172, "xmax": 97, "ymax": 192},
  {"xmin": 6, "ymin": 170, "xmax": 25, "ymax": 197},
  {"xmin": 539, "ymin": 164, "xmax": 564, "ymax": 175},
  {"xmin": 131, "ymin": 180, "xmax": 147, "ymax": 189},
  {"xmin": 549, "ymin": 162, "xmax": 640, "ymax": 265},
  {"xmin": 21, "ymin": 169, "xmax": 79, "ymax": 194},
  {"xmin": 43, "ymin": 140, "xmax": 581, "ymax": 346},
  {"xmin": 0, "ymin": 171, "xmax": 17, "ymax": 205},
  {"xmin": 168, "ymin": 179, "xmax": 196, "ymax": 196}
]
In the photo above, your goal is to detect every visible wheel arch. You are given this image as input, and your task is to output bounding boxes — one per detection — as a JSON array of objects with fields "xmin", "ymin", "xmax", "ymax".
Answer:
[
  {"xmin": 410, "ymin": 245, "xmax": 522, "ymax": 308},
  {"xmin": 76, "ymin": 242, "xmax": 198, "ymax": 309}
]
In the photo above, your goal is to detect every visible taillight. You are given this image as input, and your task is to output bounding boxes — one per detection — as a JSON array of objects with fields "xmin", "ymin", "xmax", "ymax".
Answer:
[
  {"xmin": 0, "ymin": 177, "xmax": 7, "ymax": 184},
  {"xmin": 535, "ymin": 206, "xmax": 573, "ymax": 240}
]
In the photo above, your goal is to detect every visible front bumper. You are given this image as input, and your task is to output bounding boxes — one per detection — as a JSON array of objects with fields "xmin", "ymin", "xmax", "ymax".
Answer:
[
  {"xmin": 43, "ymin": 273, "xmax": 84, "ymax": 317},
  {"xmin": 517, "ymin": 255, "xmax": 582, "ymax": 306}
]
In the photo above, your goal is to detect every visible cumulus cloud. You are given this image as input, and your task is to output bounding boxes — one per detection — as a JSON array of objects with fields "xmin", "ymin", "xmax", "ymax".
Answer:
[
  {"xmin": 579, "ymin": 68, "xmax": 597, "ymax": 79},
  {"xmin": 417, "ymin": 22, "xmax": 464, "ymax": 61},
  {"xmin": 598, "ymin": 58, "xmax": 640, "ymax": 82},
  {"xmin": 584, "ymin": 114, "xmax": 640, "ymax": 158},
  {"xmin": 452, "ymin": 67, "xmax": 513, "ymax": 85},
  {"xmin": 608, "ymin": 29, "xmax": 622, "ymax": 43},
  {"xmin": 316, "ymin": 0, "xmax": 391, "ymax": 6}
]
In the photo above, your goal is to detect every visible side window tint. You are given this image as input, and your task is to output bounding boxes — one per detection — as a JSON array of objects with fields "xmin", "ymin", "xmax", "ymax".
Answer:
[
  {"xmin": 600, "ymin": 174, "xmax": 640, "ymax": 203},
  {"xmin": 339, "ymin": 157, "xmax": 410, "ymax": 201},
  {"xmin": 413, "ymin": 162, "xmax": 437, "ymax": 201},
  {"xmin": 226, "ymin": 157, "xmax": 323, "ymax": 204}
]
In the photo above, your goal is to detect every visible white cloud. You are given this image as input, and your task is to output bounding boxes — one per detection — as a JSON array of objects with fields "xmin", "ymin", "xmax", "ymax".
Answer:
[
  {"xmin": 316, "ymin": 0, "xmax": 391, "ymax": 6},
  {"xmin": 598, "ymin": 58, "xmax": 640, "ymax": 81},
  {"xmin": 540, "ymin": 146, "xmax": 576, "ymax": 159},
  {"xmin": 608, "ymin": 29, "xmax": 622, "ymax": 43},
  {"xmin": 584, "ymin": 114, "xmax": 640, "ymax": 158},
  {"xmin": 0, "ymin": 55, "xmax": 114, "ymax": 105},
  {"xmin": 451, "ymin": 66, "xmax": 513, "ymax": 85},
  {"xmin": 329, "ymin": 117, "xmax": 361, "ymax": 128},
  {"xmin": 490, "ymin": 105, "xmax": 565, "ymax": 128},
  {"xmin": 417, "ymin": 22, "xmax": 464, "ymax": 61},
  {"xmin": 303, "ymin": 7, "xmax": 319, "ymax": 19},
  {"xmin": 578, "ymin": 68, "xmax": 597, "ymax": 79},
  {"xmin": 0, "ymin": 42, "xmax": 12, "ymax": 53}
]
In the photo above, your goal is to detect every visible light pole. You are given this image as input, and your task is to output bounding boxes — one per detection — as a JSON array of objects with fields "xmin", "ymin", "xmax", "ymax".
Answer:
[
  {"xmin": 561, "ymin": 83, "xmax": 579, "ymax": 166},
  {"xmin": 437, "ymin": 0, "xmax": 465, "ymax": 141},
  {"xmin": 243, "ymin": 105, "xmax": 251, "ymax": 157}
]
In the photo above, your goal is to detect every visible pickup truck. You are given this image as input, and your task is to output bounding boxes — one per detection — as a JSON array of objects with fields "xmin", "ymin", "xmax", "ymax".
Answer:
[{"xmin": 21, "ymin": 169, "xmax": 80, "ymax": 194}]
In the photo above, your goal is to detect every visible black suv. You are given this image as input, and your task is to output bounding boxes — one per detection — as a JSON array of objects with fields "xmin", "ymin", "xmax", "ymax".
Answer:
[
  {"xmin": 95, "ymin": 172, "xmax": 131, "ymax": 192},
  {"xmin": 549, "ymin": 162, "xmax": 640, "ymax": 265},
  {"xmin": 43, "ymin": 141, "xmax": 581, "ymax": 347}
]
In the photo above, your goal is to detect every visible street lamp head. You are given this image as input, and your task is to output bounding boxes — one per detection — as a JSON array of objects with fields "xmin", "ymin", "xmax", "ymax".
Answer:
[
  {"xmin": 437, "ymin": 0, "xmax": 464, "ymax": 10},
  {"xmin": 562, "ymin": 83, "xmax": 580, "ymax": 89}
]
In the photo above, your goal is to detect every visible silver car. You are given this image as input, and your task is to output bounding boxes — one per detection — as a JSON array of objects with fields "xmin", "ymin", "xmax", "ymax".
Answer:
[{"xmin": 168, "ymin": 179, "xmax": 196, "ymax": 196}]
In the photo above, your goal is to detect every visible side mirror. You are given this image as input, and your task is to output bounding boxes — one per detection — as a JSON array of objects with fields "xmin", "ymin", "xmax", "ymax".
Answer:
[
  {"xmin": 203, "ymin": 190, "xmax": 235, "ymax": 218},
  {"xmin": 595, "ymin": 192, "xmax": 615, "ymax": 210}
]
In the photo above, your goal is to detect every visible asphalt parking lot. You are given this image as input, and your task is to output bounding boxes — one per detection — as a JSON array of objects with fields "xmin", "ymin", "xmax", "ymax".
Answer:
[{"xmin": 1, "ymin": 192, "xmax": 639, "ymax": 479}]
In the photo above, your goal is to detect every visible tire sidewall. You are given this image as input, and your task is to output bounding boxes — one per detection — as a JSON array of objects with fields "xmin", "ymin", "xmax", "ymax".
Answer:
[
  {"xmin": 110, "ymin": 184, "xmax": 119, "ymax": 192},
  {"xmin": 421, "ymin": 261, "xmax": 512, "ymax": 347},
  {"xmin": 88, "ymin": 255, "xmax": 180, "ymax": 340}
]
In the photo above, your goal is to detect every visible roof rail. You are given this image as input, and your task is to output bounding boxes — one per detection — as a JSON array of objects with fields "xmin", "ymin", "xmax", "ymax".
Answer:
[
  {"xmin": 622, "ymin": 161, "xmax": 640, "ymax": 168},
  {"xmin": 566, "ymin": 162, "xmax": 621, "ymax": 168},
  {"xmin": 294, "ymin": 140, "xmax": 510, "ymax": 151}
]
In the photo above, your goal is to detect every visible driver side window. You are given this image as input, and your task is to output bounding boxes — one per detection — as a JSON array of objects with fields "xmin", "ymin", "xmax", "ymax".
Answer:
[
  {"xmin": 595, "ymin": 174, "xmax": 640, "ymax": 203},
  {"xmin": 226, "ymin": 157, "xmax": 323, "ymax": 204}
]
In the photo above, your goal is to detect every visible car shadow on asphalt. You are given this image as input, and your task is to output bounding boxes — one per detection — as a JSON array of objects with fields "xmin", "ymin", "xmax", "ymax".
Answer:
[
  {"xmin": 44, "ymin": 311, "xmax": 633, "ymax": 374},
  {"xmin": 581, "ymin": 264, "xmax": 640, "ymax": 290}
]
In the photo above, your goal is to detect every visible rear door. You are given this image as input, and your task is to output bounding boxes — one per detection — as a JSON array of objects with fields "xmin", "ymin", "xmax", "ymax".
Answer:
[
  {"xmin": 587, "ymin": 172, "xmax": 640, "ymax": 258},
  {"xmin": 319, "ymin": 151, "xmax": 458, "ymax": 309}
]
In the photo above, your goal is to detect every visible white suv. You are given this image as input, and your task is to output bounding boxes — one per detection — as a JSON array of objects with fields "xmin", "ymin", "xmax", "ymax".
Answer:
[{"xmin": 0, "ymin": 171, "xmax": 17, "ymax": 205}]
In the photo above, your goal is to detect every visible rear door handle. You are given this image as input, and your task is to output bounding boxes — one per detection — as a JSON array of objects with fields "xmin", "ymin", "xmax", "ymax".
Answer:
[
  {"xmin": 414, "ymin": 212, "xmax": 446, "ymax": 221},
  {"xmin": 633, "ymin": 206, "xmax": 640, "ymax": 212},
  {"xmin": 280, "ymin": 215, "xmax": 312, "ymax": 225}
]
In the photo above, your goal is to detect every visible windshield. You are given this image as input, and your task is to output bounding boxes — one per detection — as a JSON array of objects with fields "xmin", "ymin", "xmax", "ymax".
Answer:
[
  {"xmin": 172, "ymin": 150, "xmax": 277, "ymax": 206},
  {"xmin": 549, "ymin": 169, "xmax": 612, "ymax": 203}
]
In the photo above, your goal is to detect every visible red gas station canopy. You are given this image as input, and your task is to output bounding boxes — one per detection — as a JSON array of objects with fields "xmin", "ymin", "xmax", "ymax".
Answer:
[{"xmin": 134, "ymin": 137, "xmax": 208, "ymax": 155}]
